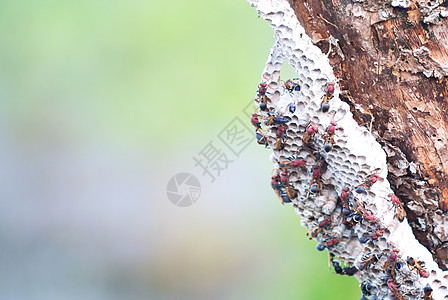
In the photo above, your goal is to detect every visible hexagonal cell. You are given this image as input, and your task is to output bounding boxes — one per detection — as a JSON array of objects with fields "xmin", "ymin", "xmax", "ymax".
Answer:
[{"xmin": 433, "ymin": 279, "xmax": 442, "ymax": 287}]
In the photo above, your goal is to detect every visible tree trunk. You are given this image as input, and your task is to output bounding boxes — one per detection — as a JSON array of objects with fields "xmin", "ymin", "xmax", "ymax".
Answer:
[{"xmin": 248, "ymin": 0, "xmax": 448, "ymax": 298}]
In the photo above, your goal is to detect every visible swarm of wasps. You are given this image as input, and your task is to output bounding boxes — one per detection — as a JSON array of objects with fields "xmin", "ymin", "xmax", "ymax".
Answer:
[{"xmin": 250, "ymin": 78, "xmax": 433, "ymax": 299}]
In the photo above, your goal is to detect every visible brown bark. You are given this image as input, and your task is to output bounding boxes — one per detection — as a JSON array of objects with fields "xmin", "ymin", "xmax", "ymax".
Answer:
[{"xmin": 287, "ymin": 0, "xmax": 448, "ymax": 270}]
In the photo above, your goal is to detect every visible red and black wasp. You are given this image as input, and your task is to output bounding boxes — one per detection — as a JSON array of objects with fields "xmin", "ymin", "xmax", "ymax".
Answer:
[
  {"xmin": 251, "ymin": 113, "xmax": 261, "ymax": 129},
  {"xmin": 309, "ymin": 160, "xmax": 326, "ymax": 194},
  {"xmin": 255, "ymin": 129, "xmax": 268, "ymax": 146},
  {"xmin": 251, "ymin": 113, "xmax": 269, "ymax": 146},
  {"xmin": 388, "ymin": 193, "xmax": 406, "ymax": 222},
  {"xmin": 359, "ymin": 252, "xmax": 382, "ymax": 270},
  {"xmin": 355, "ymin": 173, "xmax": 380, "ymax": 193},
  {"xmin": 358, "ymin": 226, "xmax": 383, "ymax": 244},
  {"xmin": 343, "ymin": 211, "xmax": 362, "ymax": 228},
  {"xmin": 339, "ymin": 189, "xmax": 366, "ymax": 227},
  {"xmin": 387, "ymin": 278, "xmax": 407, "ymax": 300},
  {"xmin": 383, "ymin": 249, "xmax": 399, "ymax": 279},
  {"xmin": 306, "ymin": 218, "xmax": 331, "ymax": 239},
  {"xmin": 323, "ymin": 114, "xmax": 343, "ymax": 152},
  {"xmin": 283, "ymin": 78, "xmax": 300, "ymax": 96},
  {"xmin": 277, "ymin": 157, "xmax": 308, "ymax": 173},
  {"xmin": 315, "ymin": 236, "xmax": 339, "ymax": 251},
  {"xmin": 406, "ymin": 256, "xmax": 429, "ymax": 278},
  {"xmin": 302, "ymin": 121, "xmax": 319, "ymax": 160},
  {"xmin": 264, "ymin": 113, "xmax": 290, "ymax": 150},
  {"xmin": 256, "ymin": 74, "xmax": 275, "ymax": 111},
  {"xmin": 275, "ymin": 124, "xmax": 288, "ymax": 151},
  {"xmin": 265, "ymin": 113, "xmax": 290, "ymax": 126},
  {"xmin": 352, "ymin": 197, "xmax": 377, "ymax": 223},
  {"xmin": 361, "ymin": 281, "xmax": 374, "ymax": 297},
  {"xmin": 271, "ymin": 173, "xmax": 291, "ymax": 205},
  {"xmin": 280, "ymin": 169, "xmax": 297, "ymax": 200},
  {"xmin": 320, "ymin": 82, "xmax": 334, "ymax": 113},
  {"xmin": 340, "ymin": 186, "xmax": 352, "ymax": 214},
  {"xmin": 257, "ymin": 82, "xmax": 269, "ymax": 111},
  {"xmin": 330, "ymin": 254, "xmax": 358, "ymax": 276},
  {"xmin": 424, "ymin": 284, "xmax": 433, "ymax": 300},
  {"xmin": 325, "ymin": 235, "xmax": 339, "ymax": 248}
]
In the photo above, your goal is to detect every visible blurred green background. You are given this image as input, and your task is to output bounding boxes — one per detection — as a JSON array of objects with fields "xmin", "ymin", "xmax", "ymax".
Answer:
[{"xmin": 0, "ymin": 0, "xmax": 360, "ymax": 299}]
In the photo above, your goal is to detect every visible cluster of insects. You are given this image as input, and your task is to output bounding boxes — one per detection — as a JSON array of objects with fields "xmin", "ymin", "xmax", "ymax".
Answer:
[{"xmin": 250, "ymin": 76, "xmax": 432, "ymax": 300}]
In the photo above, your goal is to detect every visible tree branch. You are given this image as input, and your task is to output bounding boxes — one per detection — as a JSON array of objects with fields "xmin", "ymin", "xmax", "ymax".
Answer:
[{"xmin": 248, "ymin": 0, "xmax": 448, "ymax": 298}]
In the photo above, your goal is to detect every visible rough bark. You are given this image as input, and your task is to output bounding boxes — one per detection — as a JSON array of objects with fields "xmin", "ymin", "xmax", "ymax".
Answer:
[{"xmin": 287, "ymin": 0, "xmax": 448, "ymax": 271}]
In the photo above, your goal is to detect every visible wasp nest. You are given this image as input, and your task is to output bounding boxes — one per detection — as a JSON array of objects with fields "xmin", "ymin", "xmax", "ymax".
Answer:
[{"xmin": 248, "ymin": 0, "xmax": 448, "ymax": 298}]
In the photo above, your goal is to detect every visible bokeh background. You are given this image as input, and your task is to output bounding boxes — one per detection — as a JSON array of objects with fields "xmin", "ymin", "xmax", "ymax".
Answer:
[{"xmin": 0, "ymin": 0, "xmax": 360, "ymax": 299}]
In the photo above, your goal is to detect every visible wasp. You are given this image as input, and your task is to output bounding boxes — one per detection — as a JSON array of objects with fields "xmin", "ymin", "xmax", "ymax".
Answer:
[
  {"xmin": 359, "ymin": 226, "xmax": 383, "ymax": 244},
  {"xmin": 343, "ymin": 210, "xmax": 362, "ymax": 228},
  {"xmin": 275, "ymin": 124, "xmax": 287, "ymax": 151},
  {"xmin": 340, "ymin": 186, "xmax": 354, "ymax": 217},
  {"xmin": 278, "ymin": 157, "xmax": 308, "ymax": 172},
  {"xmin": 302, "ymin": 121, "xmax": 319, "ymax": 160},
  {"xmin": 352, "ymin": 197, "xmax": 377, "ymax": 223},
  {"xmin": 265, "ymin": 113, "xmax": 290, "ymax": 126},
  {"xmin": 271, "ymin": 173, "xmax": 291, "ymax": 204},
  {"xmin": 330, "ymin": 255, "xmax": 358, "ymax": 276},
  {"xmin": 284, "ymin": 78, "xmax": 301, "ymax": 95},
  {"xmin": 330, "ymin": 255, "xmax": 344, "ymax": 274},
  {"xmin": 280, "ymin": 170, "xmax": 297, "ymax": 200},
  {"xmin": 369, "ymin": 226, "xmax": 383, "ymax": 240},
  {"xmin": 323, "ymin": 115, "xmax": 343, "ymax": 152},
  {"xmin": 355, "ymin": 173, "xmax": 379, "ymax": 193},
  {"xmin": 424, "ymin": 284, "xmax": 433, "ymax": 300},
  {"xmin": 320, "ymin": 82, "xmax": 334, "ymax": 113},
  {"xmin": 387, "ymin": 278, "xmax": 406, "ymax": 300},
  {"xmin": 343, "ymin": 266, "xmax": 358, "ymax": 276},
  {"xmin": 251, "ymin": 113, "xmax": 262, "ymax": 129},
  {"xmin": 316, "ymin": 237, "xmax": 338, "ymax": 251},
  {"xmin": 361, "ymin": 281, "xmax": 374, "ymax": 296},
  {"xmin": 406, "ymin": 256, "xmax": 429, "ymax": 278},
  {"xmin": 326, "ymin": 236, "xmax": 339, "ymax": 248},
  {"xmin": 388, "ymin": 193, "xmax": 406, "ymax": 222},
  {"xmin": 309, "ymin": 161, "xmax": 326, "ymax": 194},
  {"xmin": 383, "ymin": 249, "xmax": 399, "ymax": 278},
  {"xmin": 255, "ymin": 128, "xmax": 268, "ymax": 146},
  {"xmin": 323, "ymin": 120, "xmax": 337, "ymax": 152},
  {"xmin": 306, "ymin": 218, "xmax": 331, "ymax": 239},
  {"xmin": 359, "ymin": 252, "xmax": 382, "ymax": 270},
  {"xmin": 251, "ymin": 113, "xmax": 269, "ymax": 146},
  {"xmin": 257, "ymin": 82, "xmax": 269, "ymax": 111}
]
